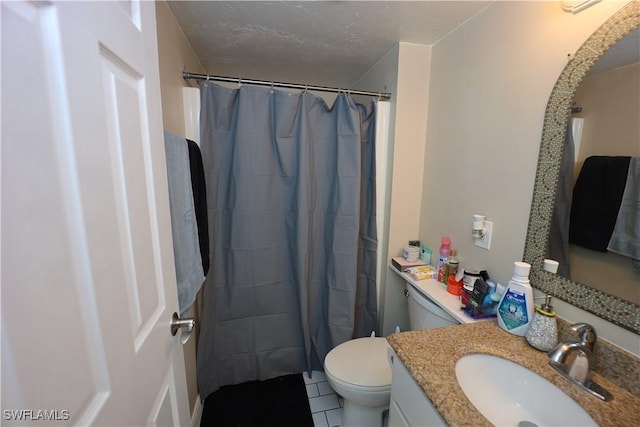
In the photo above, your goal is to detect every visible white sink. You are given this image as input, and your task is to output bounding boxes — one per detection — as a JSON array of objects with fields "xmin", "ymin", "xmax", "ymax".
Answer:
[{"xmin": 455, "ymin": 354, "xmax": 597, "ymax": 427}]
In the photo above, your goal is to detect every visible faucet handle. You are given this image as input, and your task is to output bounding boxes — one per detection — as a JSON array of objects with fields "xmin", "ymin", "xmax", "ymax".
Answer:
[{"xmin": 571, "ymin": 323, "xmax": 596, "ymax": 352}]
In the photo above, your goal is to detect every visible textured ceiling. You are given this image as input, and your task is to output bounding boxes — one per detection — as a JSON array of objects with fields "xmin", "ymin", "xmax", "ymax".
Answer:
[
  {"xmin": 167, "ymin": 1, "xmax": 492, "ymax": 88},
  {"xmin": 167, "ymin": 1, "xmax": 638, "ymax": 88}
]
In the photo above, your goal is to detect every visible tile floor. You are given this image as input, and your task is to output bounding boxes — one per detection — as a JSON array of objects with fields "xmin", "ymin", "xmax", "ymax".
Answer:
[{"xmin": 303, "ymin": 370, "xmax": 343, "ymax": 427}]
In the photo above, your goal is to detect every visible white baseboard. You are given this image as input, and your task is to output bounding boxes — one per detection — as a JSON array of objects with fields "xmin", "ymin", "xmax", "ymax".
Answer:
[{"xmin": 191, "ymin": 395, "xmax": 203, "ymax": 427}]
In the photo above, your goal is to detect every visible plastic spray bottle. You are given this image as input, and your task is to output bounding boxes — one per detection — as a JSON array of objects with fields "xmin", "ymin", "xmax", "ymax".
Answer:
[
  {"xmin": 497, "ymin": 262, "xmax": 534, "ymax": 336},
  {"xmin": 436, "ymin": 237, "xmax": 451, "ymax": 283}
]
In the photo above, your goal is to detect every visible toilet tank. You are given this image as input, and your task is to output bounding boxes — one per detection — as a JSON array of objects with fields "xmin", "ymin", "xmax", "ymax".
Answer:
[{"xmin": 406, "ymin": 283, "xmax": 459, "ymax": 330}]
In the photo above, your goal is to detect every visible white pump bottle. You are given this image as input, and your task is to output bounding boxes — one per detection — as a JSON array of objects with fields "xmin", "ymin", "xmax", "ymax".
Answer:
[{"xmin": 496, "ymin": 262, "xmax": 534, "ymax": 336}]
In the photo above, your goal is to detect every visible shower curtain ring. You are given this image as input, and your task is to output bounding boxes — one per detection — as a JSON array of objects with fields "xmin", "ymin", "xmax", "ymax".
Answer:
[{"xmin": 238, "ymin": 77, "xmax": 242, "ymax": 87}]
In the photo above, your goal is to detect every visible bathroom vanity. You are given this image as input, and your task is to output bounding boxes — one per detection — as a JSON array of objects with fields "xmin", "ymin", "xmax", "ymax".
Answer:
[
  {"xmin": 387, "ymin": 347, "xmax": 444, "ymax": 426},
  {"xmin": 387, "ymin": 322, "xmax": 640, "ymax": 426},
  {"xmin": 388, "ymin": 265, "xmax": 640, "ymax": 426}
]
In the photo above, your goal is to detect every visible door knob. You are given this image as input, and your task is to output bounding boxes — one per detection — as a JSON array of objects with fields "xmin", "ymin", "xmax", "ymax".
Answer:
[{"xmin": 170, "ymin": 312, "xmax": 195, "ymax": 344}]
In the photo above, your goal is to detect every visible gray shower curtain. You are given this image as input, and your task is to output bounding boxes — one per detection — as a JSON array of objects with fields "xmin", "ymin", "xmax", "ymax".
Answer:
[{"xmin": 196, "ymin": 82, "xmax": 378, "ymax": 399}]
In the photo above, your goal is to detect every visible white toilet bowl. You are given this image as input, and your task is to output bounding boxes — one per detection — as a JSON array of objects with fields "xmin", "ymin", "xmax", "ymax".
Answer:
[
  {"xmin": 324, "ymin": 337, "xmax": 392, "ymax": 427},
  {"xmin": 324, "ymin": 282, "xmax": 460, "ymax": 426}
]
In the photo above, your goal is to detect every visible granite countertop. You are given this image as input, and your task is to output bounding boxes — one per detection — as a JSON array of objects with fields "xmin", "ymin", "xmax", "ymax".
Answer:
[{"xmin": 387, "ymin": 321, "xmax": 640, "ymax": 427}]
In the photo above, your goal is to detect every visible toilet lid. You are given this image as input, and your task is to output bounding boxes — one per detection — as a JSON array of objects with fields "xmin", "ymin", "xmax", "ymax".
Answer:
[{"xmin": 324, "ymin": 337, "xmax": 392, "ymax": 388}]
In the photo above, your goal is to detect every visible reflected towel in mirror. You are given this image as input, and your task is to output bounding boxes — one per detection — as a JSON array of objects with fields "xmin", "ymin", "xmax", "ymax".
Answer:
[
  {"xmin": 569, "ymin": 156, "xmax": 631, "ymax": 252},
  {"xmin": 607, "ymin": 157, "xmax": 640, "ymax": 271}
]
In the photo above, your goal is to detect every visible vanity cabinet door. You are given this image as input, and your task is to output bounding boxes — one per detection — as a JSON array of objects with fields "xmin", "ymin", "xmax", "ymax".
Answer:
[
  {"xmin": 389, "ymin": 400, "xmax": 411, "ymax": 427},
  {"xmin": 388, "ymin": 349, "xmax": 446, "ymax": 427}
]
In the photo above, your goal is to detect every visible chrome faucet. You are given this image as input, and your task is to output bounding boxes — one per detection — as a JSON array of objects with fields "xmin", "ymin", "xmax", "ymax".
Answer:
[
  {"xmin": 547, "ymin": 323, "xmax": 612, "ymax": 401},
  {"xmin": 548, "ymin": 323, "xmax": 595, "ymax": 384}
]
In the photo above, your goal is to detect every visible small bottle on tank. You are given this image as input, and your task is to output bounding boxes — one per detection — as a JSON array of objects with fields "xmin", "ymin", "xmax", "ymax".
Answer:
[{"xmin": 436, "ymin": 237, "xmax": 451, "ymax": 283}]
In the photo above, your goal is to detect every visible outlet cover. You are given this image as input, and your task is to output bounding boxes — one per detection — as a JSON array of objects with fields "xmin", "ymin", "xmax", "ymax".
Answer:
[{"xmin": 475, "ymin": 221, "xmax": 493, "ymax": 250}]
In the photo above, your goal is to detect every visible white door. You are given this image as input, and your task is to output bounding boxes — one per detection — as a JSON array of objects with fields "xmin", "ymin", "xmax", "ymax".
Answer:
[{"xmin": 1, "ymin": 1, "xmax": 190, "ymax": 426}]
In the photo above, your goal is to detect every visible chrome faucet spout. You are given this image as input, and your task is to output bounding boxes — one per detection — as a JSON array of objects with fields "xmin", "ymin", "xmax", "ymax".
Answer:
[
  {"xmin": 546, "ymin": 323, "xmax": 613, "ymax": 401},
  {"xmin": 548, "ymin": 341, "xmax": 592, "ymax": 385},
  {"xmin": 547, "ymin": 323, "xmax": 596, "ymax": 383},
  {"xmin": 548, "ymin": 341, "xmax": 585, "ymax": 362}
]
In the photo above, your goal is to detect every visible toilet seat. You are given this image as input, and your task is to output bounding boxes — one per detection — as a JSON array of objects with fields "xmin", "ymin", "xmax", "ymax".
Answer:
[
  {"xmin": 324, "ymin": 337, "xmax": 392, "ymax": 390},
  {"xmin": 325, "ymin": 371, "xmax": 391, "ymax": 394}
]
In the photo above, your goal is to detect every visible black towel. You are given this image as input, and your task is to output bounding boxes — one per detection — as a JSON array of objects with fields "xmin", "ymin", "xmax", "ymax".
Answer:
[
  {"xmin": 569, "ymin": 155, "xmax": 631, "ymax": 252},
  {"xmin": 187, "ymin": 139, "xmax": 209, "ymax": 275}
]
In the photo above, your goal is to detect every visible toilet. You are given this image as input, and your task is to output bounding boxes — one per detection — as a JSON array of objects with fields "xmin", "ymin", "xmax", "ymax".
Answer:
[
  {"xmin": 324, "ymin": 337, "xmax": 392, "ymax": 427},
  {"xmin": 324, "ymin": 282, "xmax": 459, "ymax": 426}
]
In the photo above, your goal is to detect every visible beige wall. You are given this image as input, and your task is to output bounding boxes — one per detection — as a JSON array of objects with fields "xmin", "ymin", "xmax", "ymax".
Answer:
[
  {"xmin": 574, "ymin": 61, "xmax": 640, "ymax": 160},
  {"xmin": 155, "ymin": 0, "xmax": 205, "ymax": 414},
  {"xmin": 420, "ymin": 0, "xmax": 638, "ymax": 354},
  {"xmin": 328, "ymin": 1, "xmax": 639, "ymax": 348},
  {"xmin": 354, "ymin": 43, "xmax": 432, "ymax": 335},
  {"xmin": 156, "ymin": 1, "xmax": 203, "ymax": 138},
  {"xmin": 383, "ymin": 43, "xmax": 431, "ymax": 335}
]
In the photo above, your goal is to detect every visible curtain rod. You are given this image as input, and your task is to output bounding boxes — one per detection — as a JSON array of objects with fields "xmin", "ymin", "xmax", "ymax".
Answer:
[{"xmin": 182, "ymin": 72, "xmax": 392, "ymax": 100}]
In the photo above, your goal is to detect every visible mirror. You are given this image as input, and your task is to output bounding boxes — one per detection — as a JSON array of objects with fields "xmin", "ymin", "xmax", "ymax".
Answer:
[
  {"xmin": 560, "ymin": 27, "xmax": 640, "ymax": 305},
  {"xmin": 523, "ymin": 1, "xmax": 640, "ymax": 334}
]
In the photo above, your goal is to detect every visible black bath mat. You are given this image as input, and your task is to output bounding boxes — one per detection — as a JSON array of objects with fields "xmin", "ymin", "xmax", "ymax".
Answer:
[{"xmin": 200, "ymin": 373, "xmax": 313, "ymax": 427}]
